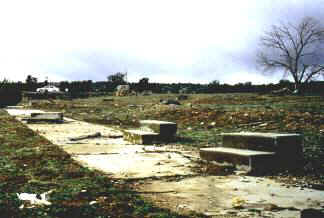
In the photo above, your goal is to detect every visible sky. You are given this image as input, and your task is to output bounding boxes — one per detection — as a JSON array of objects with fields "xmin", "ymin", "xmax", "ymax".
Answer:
[{"xmin": 0, "ymin": 0, "xmax": 324, "ymax": 84}]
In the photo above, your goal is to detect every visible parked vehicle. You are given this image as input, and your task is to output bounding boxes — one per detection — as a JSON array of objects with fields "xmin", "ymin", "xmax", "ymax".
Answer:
[{"xmin": 36, "ymin": 85, "xmax": 60, "ymax": 93}]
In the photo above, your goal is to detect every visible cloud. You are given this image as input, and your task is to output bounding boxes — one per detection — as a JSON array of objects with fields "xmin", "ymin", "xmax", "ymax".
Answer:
[{"xmin": 0, "ymin": 0, "xmax": 323, "ymax": 84}]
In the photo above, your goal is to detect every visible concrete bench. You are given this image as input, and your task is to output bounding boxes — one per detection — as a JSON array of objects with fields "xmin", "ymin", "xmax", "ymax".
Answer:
[
  {"xmin": 200, "ymin": 147, "xmax": 275, "ymax": 173},
  {"xmin": 140, "ymin": 120, "xmax": 177, "ymax": 141},
  {"xmin": 123, "ymin": 130, "xmax": 158, "ymax": 145},
  {"xmin": 26, "ymin": 112, "xmax": 64, "ymax": 123}
]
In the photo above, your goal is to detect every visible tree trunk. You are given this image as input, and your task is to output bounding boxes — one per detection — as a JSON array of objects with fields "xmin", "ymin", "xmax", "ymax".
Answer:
[{"xmin": 294, "ymin": 81, "xmax": 305, "ymax": 95}]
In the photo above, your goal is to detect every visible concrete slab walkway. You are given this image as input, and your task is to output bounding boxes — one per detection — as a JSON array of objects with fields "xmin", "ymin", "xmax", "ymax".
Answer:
[{"xmin": 6, "ymin": 108, "xmax": 198, "ymax": 179}]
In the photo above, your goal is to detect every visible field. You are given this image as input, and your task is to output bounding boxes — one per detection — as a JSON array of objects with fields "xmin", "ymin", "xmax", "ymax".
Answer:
[
  {"xmin": 1, "ymin": 93, "xmax": 324, "ymax": 217},
  {"xmin": 31, "ymin": 93, "xmax": 324, "ymax": 178}
]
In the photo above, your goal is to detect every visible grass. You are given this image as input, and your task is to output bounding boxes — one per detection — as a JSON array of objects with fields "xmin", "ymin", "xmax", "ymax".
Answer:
[{"xmin": 0, "ymin": 110, "xmax": 204, "ymax": 218}]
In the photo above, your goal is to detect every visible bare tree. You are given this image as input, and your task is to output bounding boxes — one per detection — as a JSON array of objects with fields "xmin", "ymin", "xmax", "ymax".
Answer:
[{"xmin": 257, "ymin": 17, "xmax": 324, "ymax": 90}]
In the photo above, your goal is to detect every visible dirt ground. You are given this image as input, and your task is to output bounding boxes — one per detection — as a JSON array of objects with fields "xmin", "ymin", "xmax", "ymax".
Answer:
[{"xmin": 6, "ymin": 108, "xmax": 324, "ymax": 217}]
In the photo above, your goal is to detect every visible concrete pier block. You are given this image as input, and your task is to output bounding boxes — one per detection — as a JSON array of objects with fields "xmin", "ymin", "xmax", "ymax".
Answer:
[
  {"xmin": 221, "ymin": 132, "xmax": 302, "ymax": 153},
  {"xmin": 139, "ymin": 120, "xmax": 177, "ymax": 141},
  {"xmin": 123, "ymin": 130, "xmax": 158, "ymax": 145},
  {"xmin": 200, "ymin": 147, "xmax": 275, "ymax": 173},
  {"xmin": 219, "ymin": 132, "xmax": 303, "ymax": 170}
]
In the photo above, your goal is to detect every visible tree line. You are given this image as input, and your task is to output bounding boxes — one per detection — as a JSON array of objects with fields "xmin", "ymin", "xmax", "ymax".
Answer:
[{"xmin": 2, "ymin": 77, "xmax": 324, "ymax": 96}]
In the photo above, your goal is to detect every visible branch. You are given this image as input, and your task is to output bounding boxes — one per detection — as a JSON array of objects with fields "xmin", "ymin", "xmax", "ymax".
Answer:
[
  {"xmin": 257, "ymin": 52, "xmax": 290, "ymax": 71},
  {"xmin": 299, "ymin": 18, "xmax": 324, "ymax": 47},
  {"xmin": 281, "ymin": 24, "xmax": 298, "ymax": 52},
  {"xmin": 304, "ymin": 65, "xmax": 324, "ymax": 83},
  {"xmin": 298, "ymin": 64, "xmax": 309, "ymax": 83}
]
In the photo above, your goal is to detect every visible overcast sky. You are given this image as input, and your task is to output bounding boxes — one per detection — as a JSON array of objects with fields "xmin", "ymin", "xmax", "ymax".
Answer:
[{"xmin": 0, "ymin": 0, "xmax": 323, "ymax": 84}]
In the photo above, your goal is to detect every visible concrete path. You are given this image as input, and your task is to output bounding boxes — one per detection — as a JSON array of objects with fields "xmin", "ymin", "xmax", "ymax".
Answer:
[
  {"xmin": 6, "ymin": 108, "xmax": 324, "ymax": 217},
  {"xmin": 6, "ymin": 108, "xmax": 198, "ymax": 179}
]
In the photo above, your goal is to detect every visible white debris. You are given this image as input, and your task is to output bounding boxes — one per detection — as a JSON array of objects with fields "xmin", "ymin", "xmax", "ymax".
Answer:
[{"xmin": 17, "ymin": 190, "xmax": 53, "ymax": 208}]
